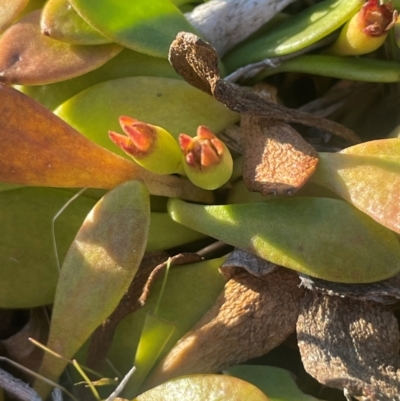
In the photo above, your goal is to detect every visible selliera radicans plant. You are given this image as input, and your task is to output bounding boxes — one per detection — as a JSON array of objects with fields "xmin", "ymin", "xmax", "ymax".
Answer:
[{"xmin": 0, "ymin": 0, "xmax": 400, "ymax": 400}]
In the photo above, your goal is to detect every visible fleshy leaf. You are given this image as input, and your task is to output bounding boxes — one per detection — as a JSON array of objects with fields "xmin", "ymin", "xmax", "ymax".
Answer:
[
  {"xmin": 0, "ymin": 84, "xmax": 212, "ymax": 202},
  {"xmin": 0, "ymin": 10, "xmax": 122, "ymax": 85},
  {"xmin": 35, "ymin": 181, "xmax": 150, "ymax": 398},
  {"xmin": 223, "ymin": 0, "xmax": 364, "ymax": 72},
  {"xmin": 16, "ymin": 48, "xmax": 180, "ymax": 111},
  {"xmin": 107, "ymin": 257, "xmax": 227, "ymax": 397},
  {"xmin": 69, "ymin": 0, "xmax": 197, "ymax": 57},
  {"xmin": 55, "ymin": 76, "xmax": 239, "ymax": 159},
  {"xmin": 147, "ymin": 213, "xmax": 205, "ymax": 251},
  {"xmin": 134, "ymin": 374, "xmax": 270, "ymax": 401},
  {"xmin": 167, "ymin": 197, "xmax": 400, "ymax": 283},
  {"xmin": 227, "ymin": 365, "xmax": 324, "ymax": 401},
  {"xmin": 311, "ymin": 139, "xmax": 400, "ymax": 234},
  {"xmin": 0, "ymin": 187, "xmax": 96, "ymax": 308},
  {"xmin": 41, "ymin": 0, "xmax": 111, "ymax": 45},
  {"xmin": 0, "ymin": 0, "xmax": 29, "ymax": 34}
]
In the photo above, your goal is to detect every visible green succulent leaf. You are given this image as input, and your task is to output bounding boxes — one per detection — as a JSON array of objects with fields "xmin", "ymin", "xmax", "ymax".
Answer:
[
  {"xmin": 312, "ymin": 138, "xmax": 400, "ymax": 234},
  {"xmin": 0, "ymin": 187, "xmax": 96, "ymax": 308},
  {"xmin": 69, "ymin": 0, "xmax": 197, "ymax": 57},
  {"xmin": 134, "ymin": 374, "xmax": 270, "ymax": 401},
  {"xmin": 223, "ymin": 0, "xmax": 363, "ymax": 72},
  {"xmin": 41, "ymin": 0, "xmax": 111, "ymax": 45},
  {"xmin": 17, "ymin": 48, "xmax": 179, "ymax": 110},
  {"xmin": 227, "ymin": 365, "xmax": 324, "ymax": 401},
  {"xmin": 147, "ymin": 213, "xmax": 205, "ymax": 251},
  {"xmin": 35, "ymin": 181, "xmax": 150, "ymax": 399},
  {"xmin": 167, "ymin": 197, "xmax": 400, "ymax": 283},
  {"xmin": 255, "ymin": 55, "xmax": 400, "ymax": 83},
  {"xmin": 0, "ymin": 10, "xmax": 122, "ymax": 85},
  {"xmin": 55, "ymin": 76, "xmax": 239, "ymax": 159}
]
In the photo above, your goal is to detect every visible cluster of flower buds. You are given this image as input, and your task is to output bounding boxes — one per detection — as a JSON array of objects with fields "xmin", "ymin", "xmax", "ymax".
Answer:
[
  {"xmin": 109, "ymin": 118, "xmax": 233, "ymax": 190},
  {"xmin": 327, "ymin": 0, "xmax": 398, "ymax": 56}
]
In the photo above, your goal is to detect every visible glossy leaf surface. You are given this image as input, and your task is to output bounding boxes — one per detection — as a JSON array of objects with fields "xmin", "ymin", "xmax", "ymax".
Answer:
[
  {"xmin": 69, "ymin": 0, "xmax": 196, "ymax": 57},
  {"xmin": 41, "ymin": 0, "xmax": 111, "ymax": 45},
  {"xmin": 223, "ymin": 0, "xmax": 363, "ymax": 72},
  {"xmin": 0, "ymin": 187, "xmax": 95, "ymax": 308},
  {"xmin": 227, "ymin": 365, "xmax": 323, "ymax": 401},
  {"xmin": 147, "ymin": 213, "xmax": 205, "ymax": 251},
  {"xmin": 0, "ymin": 0, "xmax": 29, "ymax": 33},
  {"xmin": 55, "ymin": 77, "xmax": 239, "ymax": 159},
  {"xmin": 107, "ymin": 257, "xmax": 226, "ymax": 397},
  {"xmin": 312, "ymin": 139, "xmax": 400, "ymax": 234},
  {"xmin": 134, "ymin": 374, "xmax": 270, "ymax": 401},
  {"xmin": 36, "ymin": 181, "xmax": 150, "ymax": 398},
  {"xmin": 17, "ymin": 48, "xmax": 179, "ymax": 110},
  {"xmin": 257, "ymin": 55, "xmax": 400, "ymax": 83},
  {"xmin": 167, "ymin": 197, "xmax": 400, "ymax": 283},
  {"xmin": 0, "ymin": 11, "xmax": 122, "ymax": 85}
]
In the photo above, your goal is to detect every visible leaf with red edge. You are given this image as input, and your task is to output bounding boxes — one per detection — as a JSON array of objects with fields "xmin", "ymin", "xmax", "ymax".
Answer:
[
  {"xmin": 134, "ymin": 374, "xmax": 270, "ymax": 401},
  {"xmin": 0, "ymin": 10, "xmax": 122, "ymax": 85},
  {"xmin": 311, "ymin": 138, "xmax": 400, "ymax": 234}
]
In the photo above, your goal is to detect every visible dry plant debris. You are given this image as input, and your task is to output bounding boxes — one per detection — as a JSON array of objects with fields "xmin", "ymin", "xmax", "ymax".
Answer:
[{"xmin": 168, "ymin": 32, "xmax": 359, "ymax": 194}]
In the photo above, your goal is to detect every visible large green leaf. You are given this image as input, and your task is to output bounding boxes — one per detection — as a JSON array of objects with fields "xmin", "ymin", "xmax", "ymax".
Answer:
[
  {"xmin": 167, "ymin": 197, "xmax": 400, "ymax": 283},
  {"xmin": 0, "ymin": 11, "xmax": 122, "ymax": 85},
  {"xmin": 55, "ymin": 76, "xmax": 239, "ymax": 159},
  {"xmin": 223, "ymin": 0, "xmax": 363, "ymax": 72},
  {"xmin": 312, "ymin": 139, "xmax": 400, "ymax": 234},
  {"xmin": 69, "ymin": 0, "xmax": 197, "ymax": 57},
  {"xmin": 41, "ymin": 0, "xmax": 111, "ymax": 45},
  {"xmin": 134, "ymin": 374, "xmax": 270, "ymax": 401},
  {"xmin": 0, "ymin": 187, "xmax": 95, "ymax": 308},
  {"xmin": 227, "ymin": 365, "xmax": 324, "ymax": 401},
  {"xmin": 16, "ymin": 48, "xmax": 179, "ymax": 110},
  {"xmin": 35, "ymin": 181, "xmax": 150, "ymax": 399}
]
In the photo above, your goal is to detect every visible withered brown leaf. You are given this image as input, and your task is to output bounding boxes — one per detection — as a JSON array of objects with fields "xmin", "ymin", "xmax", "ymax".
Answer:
[
  {"xmin": 144, "ymin": 268, "xmax": 305, "ymax": 389},
  {"xmin": 297, "ymin": 291, "xmax": 400, "ymax": 400},
  {"xmin": 169, "ymin": 32, "xmax": 358, "ymax": 195}
]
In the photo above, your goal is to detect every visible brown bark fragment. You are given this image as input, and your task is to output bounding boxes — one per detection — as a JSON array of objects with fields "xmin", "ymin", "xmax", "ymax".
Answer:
[
  {"xmin": 297, "ymin": 292, "xmax": 400, "ymax": 400},
  {"xmin": 241, "ymin": 116, "xmax": 318, "ymax": 195},
  {"xmin": 145, "ymin": 269, "xmax": 305, "ymax": 389}
]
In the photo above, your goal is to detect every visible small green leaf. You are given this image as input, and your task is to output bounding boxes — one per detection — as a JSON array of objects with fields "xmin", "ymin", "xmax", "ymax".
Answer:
[
  {"xmin": 41, "ymin": 0, "xmax": 111, "ymax": 45},
  {"xmin": 69, "ymin": 0, "xmax": 197, "ymax": 57},
  {"xmin": 35, "ymin": 181, "xmax": 150, "ymax": 399},
  {"xmin": 134, "ymin": 374, "xmax": 270, "ymax": 401},
  {"xmin": 227, "ymin": 365, "xmax": 324, "ymax": 401},
  {"xmin": 312, "ymin": 139, "xmax": 400, "ymax": 234},
  {"xmin": 167, "ymin": 197, "xmax": 400, "ymax": 283},
  {"xmin": 55, "ymin": 76, "xmax": 239, "ymax": 159},
  {"xmin": 0, "ymin": 11, "xmax": 122, "ymax": 85},
  {"xmin": 223, "ymin": 0, "xmax": 363, "ymax": 72},
  {"xmin": 255, "ymin": 55, "xmax": 400, "ymax": 83}
]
